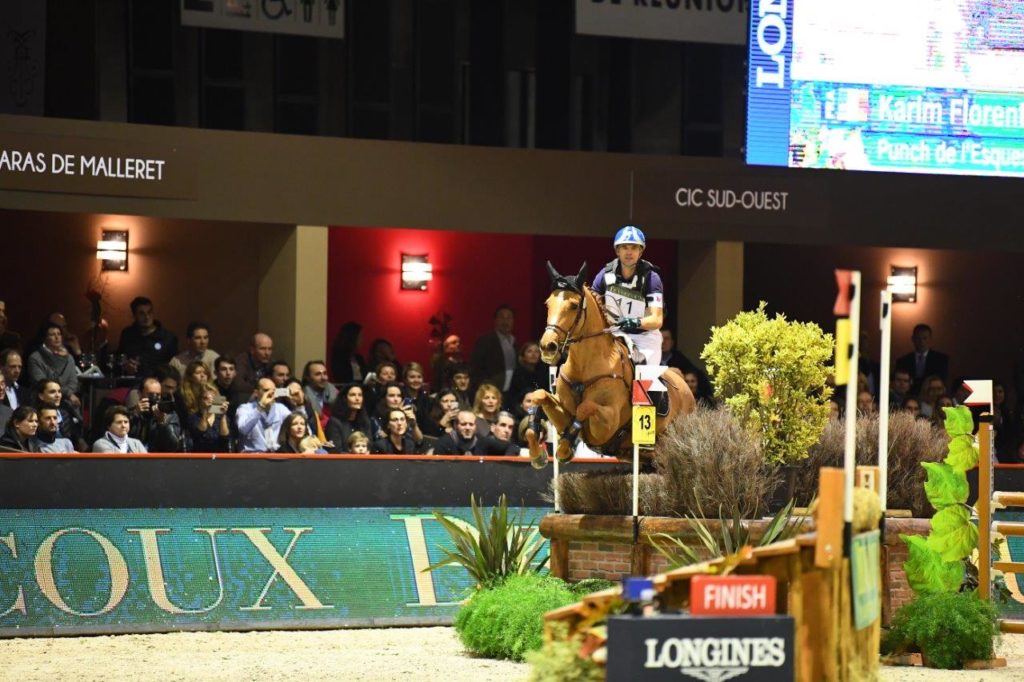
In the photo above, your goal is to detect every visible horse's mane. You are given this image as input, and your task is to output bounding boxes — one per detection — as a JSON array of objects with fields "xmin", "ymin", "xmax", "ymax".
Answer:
[{"xmin": 583, "ymin": 284, "xmax": 613, "ymax": 327}]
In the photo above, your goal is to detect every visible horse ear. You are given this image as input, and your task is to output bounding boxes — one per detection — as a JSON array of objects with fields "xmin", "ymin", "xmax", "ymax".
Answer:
[
  {"xmin": 546, "ymin": 261, "xmax": 560, "ymax": 283},
  {"xmin": 576, "ymin": 262, "xmax": 589, "ymax": 288}
]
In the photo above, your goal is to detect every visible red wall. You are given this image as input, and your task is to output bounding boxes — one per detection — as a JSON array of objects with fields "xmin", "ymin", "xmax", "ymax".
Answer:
[{"xmin": 327, "ymin": 226, "xmax": 677, "ymax": 382}]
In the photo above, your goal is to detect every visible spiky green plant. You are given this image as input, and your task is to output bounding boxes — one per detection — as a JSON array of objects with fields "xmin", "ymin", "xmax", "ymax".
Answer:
[{"xmin": 424, "ymin": 494, "xmax": 548, "ymax": 589}]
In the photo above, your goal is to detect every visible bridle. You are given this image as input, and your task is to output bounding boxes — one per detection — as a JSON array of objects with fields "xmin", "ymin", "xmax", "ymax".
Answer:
[{"xmin": 544, "ymin": 288, "xmax": 610, "ymax": 358}]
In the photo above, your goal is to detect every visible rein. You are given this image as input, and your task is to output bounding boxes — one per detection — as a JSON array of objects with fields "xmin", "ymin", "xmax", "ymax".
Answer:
[{"xmin": 544, "ymin": 288, "xmax": 614, "ymax": 357}]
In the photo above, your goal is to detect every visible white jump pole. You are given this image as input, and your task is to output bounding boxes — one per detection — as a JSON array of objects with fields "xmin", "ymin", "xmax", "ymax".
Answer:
[
  {"xmin": 878, "ymin": 289, "xmax": 892, "ymax": 520},
  {"xmin": 549, "ymin": 365, "xmax": 560, "ymax": 512},
  {"xmin": 844, "ymin": 271, "xmax": 862, "ymax": 547}
]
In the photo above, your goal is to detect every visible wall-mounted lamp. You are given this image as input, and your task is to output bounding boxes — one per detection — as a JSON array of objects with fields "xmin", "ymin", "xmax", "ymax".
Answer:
[
  {"xmin": 96, "ymin": 230, "xmax": 129, "ymax": 271},
  {"xmin": 401, "ymin": 253, "xmax": 432, "ymax": 291},
  {"xmin": 887, "ymin": 265, "xmax": 917, "ymax": 303}
]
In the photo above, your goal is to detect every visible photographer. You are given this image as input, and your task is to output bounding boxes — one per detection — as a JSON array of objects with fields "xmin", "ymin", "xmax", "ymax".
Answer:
[
  {"xmin": 130, "ymin": 376, "xmax": 184, "ymax": 452},
  {"xmin": 186, "ymin": 387, "xmax": 231, "ymax": 453},
  {"xmin": 422, "ymin": 389, "xmax": 460, "ymax": 437},
  {"xmin": 235, "ymin": 377, "xmax": 290, "ymax": 452}
]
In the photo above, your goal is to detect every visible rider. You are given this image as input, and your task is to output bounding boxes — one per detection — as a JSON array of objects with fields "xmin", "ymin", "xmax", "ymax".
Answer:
[{"xmin": 591, "ymin": 225, "xmax": 664, "ymax": 366}]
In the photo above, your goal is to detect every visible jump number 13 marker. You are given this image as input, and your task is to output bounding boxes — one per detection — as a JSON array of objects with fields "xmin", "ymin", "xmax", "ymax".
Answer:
[{"xmin": 632, "ymin": 405, "xmax": 656, "ymax": 446}]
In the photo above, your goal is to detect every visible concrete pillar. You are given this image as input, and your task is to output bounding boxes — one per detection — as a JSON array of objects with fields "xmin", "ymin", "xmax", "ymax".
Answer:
[
  {"xmin": 675, "ymin": 240, "xmax": 743, "ymax": 366},
  {"xmin": 257, "ymin": 225, "xmax": 329, "ymax": 370}
]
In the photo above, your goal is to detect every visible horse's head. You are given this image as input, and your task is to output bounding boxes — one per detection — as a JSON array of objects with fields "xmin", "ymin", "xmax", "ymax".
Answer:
[{"xmin": 539, "ymin": 261, "xmax": 589, "ymax": 364}]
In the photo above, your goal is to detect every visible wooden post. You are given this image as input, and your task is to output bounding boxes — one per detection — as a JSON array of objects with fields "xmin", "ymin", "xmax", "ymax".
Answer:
[{"xmin": 979, "ymin": 414, "xmax": 993, "ymax": 601}]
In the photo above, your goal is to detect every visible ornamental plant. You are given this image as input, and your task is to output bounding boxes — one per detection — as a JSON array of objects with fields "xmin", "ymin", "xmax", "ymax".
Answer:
[
  {"xmin": 701, "ymin": 302, "xmax": 834, "ymax": 466},
  {"xmin": 899, "ymin": 406, "xmax": 979, "ymax": 594},
  {"xmin": 882, "ymin": 591, "xmax": 998, "ymax": 669}
]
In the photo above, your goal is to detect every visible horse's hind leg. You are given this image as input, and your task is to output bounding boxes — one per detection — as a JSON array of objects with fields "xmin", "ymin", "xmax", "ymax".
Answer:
[{"xmin": 525, "ymin": 389, "xmax": 574, "ymax": 469}]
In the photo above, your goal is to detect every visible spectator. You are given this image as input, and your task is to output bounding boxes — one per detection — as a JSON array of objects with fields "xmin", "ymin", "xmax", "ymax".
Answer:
[
  {"xmin": 270, "ymin": 360, "xmax": 292, "ymax": 388},
  {"xmin": 374, "ymin": 381, "xmax": 406, "ymax": 424},
  {"xmin": 1, "ymin": 349, "xmax": 28, "ymax": 409},
  {"xmin": 423, "ymin": 389, "xmax": 460, "ymax": 438},
  {"xmin": 330, "ymin": 321, "xmax": 367, "ymax": 384},
  {"xmin": 433, "ymin": 410, "xmax": 486, "ymax": 455},
  {"xmin": 233, "ymin": 333, "xmax": 274, "ymax": 397},
  {"xmin": 917, "ymin": 375, "xmax": 946, "ymax": 419},
  {"xmin": 902, "ymin": 397, "xmax": 922, "ymax": 419},
  {"xmin": 431, "ymin": 334, "xmax": 463, "ymax": 390},
  {"xmin": 473, "ymin": 383, "xmax": 503, "ymax": 437},
  {"xmin": 0, "ymin": 300, "xmax": 21, "ymax": 353},
  {"xmin": 33, "ymin": 379, "xmax": 86, "ymax": 451},
  {"xmin": 857, "ymin": 390, "xmax": 876, "ymax": 415},
  {"xmin": 370, "ymin": 381, "xmax": 427, "ymax": 446},
  {"xmin": 36, "ymin": 405, "xmax": 76, "ymax": 453},
  {"xmin": 277, "ymin": 412, "xmax": 318, "ymax": 453},
  {"xmin": 0, "ymin": 405, "xmax": 39, "ymax": 452},
  {"xmin": 326, "ymin": 384, "xmax": 373, "ymax": 450},
  {"xmin": 894, "ymin": 323, "xmax": 950, "ymax": 395},
  {"xmin": 993, "ymin": 382, "xmax": 1018, "ymax": 462},
  {"xmin": 181, "ymin": 360, "xmax": 217, "ymax": 415},
  {"xmin": 92, "ymin": 406, "xmax": 147, "ymax": 453},
  {"xmin": 363, "ymin": 360, "xmax": 398, "ymax": 409},
  {"xmin": 302, "ymin": 360, "xmax": 338, "ymax": 417},
  {"xmin": 372, "ymin": 407, "xmax": 422, "ymax": 454},
  {"xmin": 346, "ymin": 431, "xmax": 370, "ymax": 454},
  {"xmin": 684, "ymin": 370, "xmax": 715, "ymax": 407},
  {"xmin": 471, "ymin": 305, "xmax": 516, "ymax": 393},
  {"xmin": 236, "ymin": 378, "xmax": 290, "ymax": 452},
  {"xmin": 27, "ymin": 323, "xmax": 80, "ymax": 408},
  {"xmin": 929, "ymin": 395, "xmax": 954, "ymax": 429},
  {"xmin": 117, "ymin": 297, "xmax": 179, "ymax": 377},
  {"xmin": 0, "ymin": 376, "xmax": 10, "ymax": 434},
  {"xmin": 450, "ymin": 364, "xmax": 473, "ymax": 409},
  {"xmin": 828, "ymin": 398, "xmax": 841, "ymax": 420},
  {"xmin": 662, "ymin": 330, "xmax": 715, "ymax": 403},
  {"xmin": 400, "ymin": 362, "xmax": 431, "ymax": 424},
  {"xmin": 186, "ymin": 387, "xmax": 231, "ymax": 453},
  {"xmin": 367, "ymin": 338, "xmax": 400, "ymax": 376},
  {"xmin": 506, "ymin": 341, "xmax": 550, "ymax": 406},
  {"xmin": 890, "ymin": 369, "xmax": 913, "ymax": 407},
  {"xmin": 285, "ymin": 378, "xmax": 332, "ymax": 448},
  {"xmin": 213, "ymin": 356, "xmax": 245, "ymax": 414},
  {"xmin": 486, "ymin": 411, "xmax": 521, "ymax": 455},
  {"xmin": 169, "ymin": 322, "xmax": 220, "ymax": 378},
  {"xmin": 130, "ymin": 376, "xmax": 184, "ymax": 452}
]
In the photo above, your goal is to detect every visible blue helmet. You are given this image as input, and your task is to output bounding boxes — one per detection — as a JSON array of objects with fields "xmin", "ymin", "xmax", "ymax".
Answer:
[{"xmin": 613, "ymin": 225, "xmax": 646, "ymax": 248}]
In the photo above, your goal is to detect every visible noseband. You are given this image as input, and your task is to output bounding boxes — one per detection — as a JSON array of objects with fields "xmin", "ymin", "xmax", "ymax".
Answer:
[{"xmin": 544, "ymin": 290, "xmax": 609, "ymax": 357}]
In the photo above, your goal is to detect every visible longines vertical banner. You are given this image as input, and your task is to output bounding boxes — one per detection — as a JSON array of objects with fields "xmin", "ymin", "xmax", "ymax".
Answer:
[
  {"xmin": 0, "ymin": 0, "xmax": 46, "ymax": 115},
  {"xmin": 575, "ymin": 0, "xmax": 748, "ymax": 46},
  {"xmin": 0, "ymin": 507, "xmax": 548, "ymax": 636},
  {"xmin": 181, "ymin": 0, "xmax": 345, "ymax": 39}
]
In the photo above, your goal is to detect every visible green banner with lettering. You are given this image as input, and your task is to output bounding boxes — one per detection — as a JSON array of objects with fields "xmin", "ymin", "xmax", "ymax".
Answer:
[{"xmin": 0, "ymin": 507, "xmax": 549, "ymax": 635}]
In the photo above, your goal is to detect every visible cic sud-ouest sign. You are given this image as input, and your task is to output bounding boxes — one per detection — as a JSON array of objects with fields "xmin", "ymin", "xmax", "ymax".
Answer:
[{"xmin": 0, "ymin": 507, "xmax": 548, "ymax": 635}]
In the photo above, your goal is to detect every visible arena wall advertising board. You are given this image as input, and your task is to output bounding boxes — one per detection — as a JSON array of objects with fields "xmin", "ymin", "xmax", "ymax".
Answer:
[
  {"xmin": 746, "ymin": 0, "xmax": 1024, "ymax": 177},
  {"xmin": 0, "ymin": 507, "xmax": 549, "ymax": 636}
]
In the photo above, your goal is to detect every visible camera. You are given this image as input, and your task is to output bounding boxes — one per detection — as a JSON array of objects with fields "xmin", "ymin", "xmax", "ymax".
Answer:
[
  {"xmin": 146, "ymin": 393, "xmax": 161, "ymax": 410},
  {"xmin": 403, "ymin": 397, "xmax": 415, "ymax": 407},
  {"xmin": 274, "ymin": 387, "xmax": 290, "ymax": 398}
]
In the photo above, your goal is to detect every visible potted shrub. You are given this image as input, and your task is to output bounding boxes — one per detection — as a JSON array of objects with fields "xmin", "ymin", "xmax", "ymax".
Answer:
[{"xmin": 882, "ymin": 591, "xmax": 999, "ymax": 669}]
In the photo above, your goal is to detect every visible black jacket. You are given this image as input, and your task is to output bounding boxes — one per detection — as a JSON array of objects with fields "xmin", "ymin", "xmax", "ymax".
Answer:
[{"xmin": 117, "ymin": 322, "xmax": 179, "ymax": 376}]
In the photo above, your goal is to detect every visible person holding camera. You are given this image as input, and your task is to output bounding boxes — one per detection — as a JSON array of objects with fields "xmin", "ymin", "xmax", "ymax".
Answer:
[
  {"xmin": 130, "ymin": 376, "xmax": 184, "ymax": 452},
  {"xmin": 235, "ymin": 377, "xmax": 291, "ymax": 452},
  {"xmin": 371, "ymin": 407, "xmax": 423, "ymax": 454},
  {"xmin": 186, "ymin": 387, "xmax": 231, "ymax": 453},
  {"xmin": 422, "ymin": 389, "xmax": 460, "ymax": 437}
]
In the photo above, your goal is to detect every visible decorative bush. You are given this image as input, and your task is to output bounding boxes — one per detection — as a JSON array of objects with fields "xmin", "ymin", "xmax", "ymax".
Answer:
[
  {"xmin": 655, "ymin": 406, "xmax": 780, "ymax": 519},
  {"xmin": 701, "ymin": 302, "xmax": 833, "ymax": 466},
  {"xmin": 554, "ymin": 471, "xmax": 670, "ymax": 516},
  {"xmin": 570, "ymin": 578, "xmax": 618, "ymax": 597},
  {"xmin": 883, "ymin": 591, "xmax": 998, "ymax": 669},
  {"xmin": 525, "ymin": 621, "xmax": 605, "ymax": 682},
  {"xmin": 454, "ymin": 573, "xmax": 578, "ymax": 661},
  {"xmin": 796, "ymin": 412, "xmax": 948, "ymax": 515}
]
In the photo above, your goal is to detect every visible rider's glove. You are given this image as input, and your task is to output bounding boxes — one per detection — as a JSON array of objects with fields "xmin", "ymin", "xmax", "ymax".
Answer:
[{"xmin": 618, "ymin": 317, "xmax": 643, "ymax": 333}]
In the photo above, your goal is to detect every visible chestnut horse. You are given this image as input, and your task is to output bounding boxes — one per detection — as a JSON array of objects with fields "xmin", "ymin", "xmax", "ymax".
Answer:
[{"xmin": 524, "ymin": 262, "xmax": 696, "ymax": 467}]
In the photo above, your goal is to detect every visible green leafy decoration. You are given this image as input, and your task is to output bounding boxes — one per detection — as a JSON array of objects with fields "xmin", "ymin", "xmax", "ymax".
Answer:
[
  {"xmin": 946, "ymin": 435, "xmax": 979, "ymax": 473},
  {"xmin": 927, "ymin": 505, "xmax": 979, "ymax": 563},
  {"xmin": 943, "ymin": 405, "xmax": 974, "ymax": 438},
  {"xmin": 921, "ymin": 462, "xmax": 968, "ymax": 510},
  {"xmin": 901, "ymin": 534, "xmax": 963, "ymax": 594}
]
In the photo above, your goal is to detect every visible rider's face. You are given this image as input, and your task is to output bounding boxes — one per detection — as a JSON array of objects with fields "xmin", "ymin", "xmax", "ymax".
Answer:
[{"xmin": 616, "ymin": 244, "xmax": 643, "ymax": 268}]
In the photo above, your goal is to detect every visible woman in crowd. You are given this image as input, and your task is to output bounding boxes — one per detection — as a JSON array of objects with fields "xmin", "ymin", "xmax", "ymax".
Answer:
[
  {"xmin": 330, "ymin": 321, "xmax": 367, "ymax": 384},
  {"xmin": 325, "ymin": 383, "xmax": 374, "ymax": 452},
  {"xmin": 367, "ymin": 338, "xmax": 400, "ymax": 376},
  {"xmin": 181, "ymin": 360, "xmax": 217, "ymax": 415},
  {"xmin": 901, "ymin": 396, "xmax": 922, "ymax": 419},
  {"xmin": 918, "ymin": 375, "xmax": 946, "ymax": 419},
  {"xmin": 928, "ymin": 394, "xmax": 954, "ymax": 429},
  {"xmin": 27, "ymin": 323, "xmax": 80, "ymax": 408},
  {"xmin": 401, "ymin": 361, "xmax": 432, "ymax": 424},
  {"xmin": 346, "ymin": 431, "xmax": 370, "ymax": 454},
  {"xmin": 372, "ymin": 407, "xmax": 422, "ymax": 454},
  {"xmin": 186, "ymin": 387, "xmax": 231, "ymax": 453},
  {"xmin": 277, "ymin": 412, "xmax": 318, "ymax": 453},
  {"xmin": 33, "ymin": 379, "xmax": 86, "ymax": 451},
  {"xmin": 472, "ymin": 383, "xmax": 502, "ymax": 438},
  {"xmin": 423, "ymin": 389, "xmax": 460, "ymax": 437},
  {"xmin": 375, "ymin": 381, "xmax": 424, "ymax": 445},
  {"xmin": 0, "ymin": 406, "xmax": 40, "ymax": 452},
  {"xmin": 364, "ymin": 360, "xmax": 399, "ymax": 408},
  {"xmin": 506, "ymin": 341, "xmax": 549, "ymax": 406},
  {"xmin": 450, "ymin": 365, "xmax": 473, "ymax": 409},
  {"xmin": 92, "ymin": 406, "xmax": 147, "ymax": 453}
]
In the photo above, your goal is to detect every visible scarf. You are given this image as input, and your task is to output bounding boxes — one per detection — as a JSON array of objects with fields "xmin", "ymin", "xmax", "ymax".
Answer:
[{"xmin": 106, "ymin": 430, "xmax": 130, "ymax": 453}]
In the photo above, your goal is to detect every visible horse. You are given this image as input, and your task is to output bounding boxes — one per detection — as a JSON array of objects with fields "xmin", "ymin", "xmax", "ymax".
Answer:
[{"xmin": 524, "ymin": 261, "xmax": 696, "ymax": 467}]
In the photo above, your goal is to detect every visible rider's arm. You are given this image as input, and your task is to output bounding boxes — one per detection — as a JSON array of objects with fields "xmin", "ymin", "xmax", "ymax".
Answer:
[
  {"xmin": 637, "ymin": 270, "xmax": 664, "ymax": 331},
  {"xmin": 639, "ymin": 305, "xmax": 663, "ymax": 331}
]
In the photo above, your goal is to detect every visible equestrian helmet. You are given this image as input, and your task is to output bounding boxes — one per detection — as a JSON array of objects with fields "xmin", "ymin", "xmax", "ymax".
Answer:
[{"xmin": 613, "ymin": 225, "xmax": 646, "ymax": 248}]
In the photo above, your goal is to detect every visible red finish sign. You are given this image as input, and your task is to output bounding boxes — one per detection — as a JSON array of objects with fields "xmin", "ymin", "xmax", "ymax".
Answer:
[{"xmin": 690, "ymin": 575, "xmax": 777, "ymax": 616}]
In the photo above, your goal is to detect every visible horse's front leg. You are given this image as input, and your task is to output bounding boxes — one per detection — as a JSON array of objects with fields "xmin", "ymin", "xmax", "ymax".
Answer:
[
  {"xmin": 577, "ymin": 398, "xmax": 621, "ymax": 451},
  {"xmin": 525, "ymin": 389, "xmax": 575, "ymax": 469}
]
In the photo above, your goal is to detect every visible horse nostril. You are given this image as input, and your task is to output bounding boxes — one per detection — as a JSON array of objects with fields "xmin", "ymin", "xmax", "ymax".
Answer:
[{"xmin": 543, "ymin": 343, "xmax": 557, "ymax": 354}]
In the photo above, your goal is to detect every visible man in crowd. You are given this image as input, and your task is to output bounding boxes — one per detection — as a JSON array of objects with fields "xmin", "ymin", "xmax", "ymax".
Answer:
[
  {"xmin": 130, "ymin": 376, "xmax": 184, "ymax": 452},
  {"xmin": 433, "ymin": 410, "xmax": 487, "ymax": 455},
  {"xmin": 894, "ymin": 323, "xmax": 949, "ymax": 395},
  {"xmin": 34, "ymin": 379, "xmax": 87, "ymax": 452},
  {"xmin": 117, "ymin": 296, "xmax": 179, "ymax": 376},
  {"xmin": 236, "ymin": 377, "xmax": 291, "ymax": 452},
  {"xmin": 36, "ymin": 405, "xmax": 76, "ymax": 453},
  {"xmin": 485, "ymin": 411, "xmax": 520, "ymax": 455},
  {"xmin": 432, "ymin": 334, "xmax": 463, "ymax": 389},
  {"xmin": 471, "ymin": 305, "xmax": 516, "ymax": 392},
  {"xmin": 169, "ymin": 322, "xmax": 220, "ymax": 377},
  {"xmin": 302, "ymin": 360, "xmax": 337, "ymax": 415},
  {"xmin": 212, "ymin": 356, "xmax": 243, "ymax": 427},
  {"xmin": 0, "ymin": 300, "xmax": 21, "ymax": 353},
  {"xmin": 233, "ymin": 333, "xmax": 274, "ymax": 397},
  {"xmin": 890, "ymin": 368, "xmax": 913, "ymax": 407},
  {"xmin": 1, "ymin": 349, "xmax": 28, "ymax": 409},
  {"xmin": 270, "ymin": 360, "xmax": 292, "ymax": 388},
  {"xmin": 0, "ymin": 376, "xmax": 11, "ymax": 434}
]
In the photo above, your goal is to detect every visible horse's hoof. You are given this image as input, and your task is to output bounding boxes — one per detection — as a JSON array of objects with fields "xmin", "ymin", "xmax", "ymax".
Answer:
[
  {"xmin": 556, "ymin": 446, "xmax": 574, "ymax": 464},
  {"xmin": 530, "ymin": 449, "xmax": 549, "ymax": 469}
]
